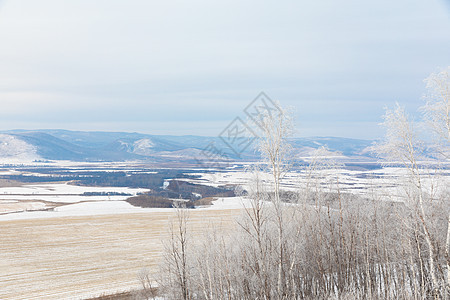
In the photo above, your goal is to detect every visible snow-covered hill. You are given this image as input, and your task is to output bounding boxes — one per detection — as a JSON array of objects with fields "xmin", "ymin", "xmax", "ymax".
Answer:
[{"xmin": 0, "ymin": 134, "xmax": 41, "ymax": 163}]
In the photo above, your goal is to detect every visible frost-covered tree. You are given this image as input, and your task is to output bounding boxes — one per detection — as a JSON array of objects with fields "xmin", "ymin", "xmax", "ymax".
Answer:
[
  {"xmin": 376, "ymin": 103, "xmax": 440, "ymax": 293},
  {"xmin": 257, "ymin": 104, "xmax": 294, "ymax": 298},
  {"xmin": 160, "ymin": 203, "xmax": 191, "ymax": 300},
  {"xmin": 375, "ymin": 67, "xmax": 450, "ymax": 298},
  {"xmin": 423, "ymin": 67, "xmax": 450, "ymax": 295},
  {"xmin": 423, "ymin": 67, "xmax": 450, "ymax": 153}
]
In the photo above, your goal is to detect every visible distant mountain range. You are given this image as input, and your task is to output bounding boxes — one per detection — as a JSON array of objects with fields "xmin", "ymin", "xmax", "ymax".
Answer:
[{"xmin": 0, "ymin": 129, "xmax": 376, "ymax": 163}]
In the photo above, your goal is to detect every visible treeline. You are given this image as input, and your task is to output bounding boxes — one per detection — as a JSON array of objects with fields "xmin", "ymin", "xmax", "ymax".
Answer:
[
  {"xmin": 126, "ymin": 180, "xmax": 235, "ymax": 208},
  {"xmin": 165, "ymin": 180, "xmax": 235, "ymax": 199},
  {"xmin": 1, "ymin": 172, "xmax": 167, "ymax": 187},
  {"xmin": 158, "ymin": 188, "xmax": 448, "ymax": 300},
  {"xmin": 0, "ymin": 169, "xmax": 200, "ymax": 190},
  {"xmin": 82, "ymin": 191, "xmax": 132, "ymax": 196},
  {"xmin": 127, "ymin": 195, "xmax": 194, "ymax": 209},
  {"xmin": 75, "ymin": 173, "xmax": 165, "ymax": 189}
]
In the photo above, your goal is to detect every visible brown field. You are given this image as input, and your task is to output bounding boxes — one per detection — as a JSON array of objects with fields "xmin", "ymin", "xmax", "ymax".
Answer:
[{"xmin": 0, "ymin": 209, "xmax": 241, "ymax": 300}]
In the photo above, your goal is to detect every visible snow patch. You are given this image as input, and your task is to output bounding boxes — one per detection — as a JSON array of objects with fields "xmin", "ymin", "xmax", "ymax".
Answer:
[
  {"xmin": 132, "ymin": 139, "xmax": 154, "ymax": 156},
  {"xmin": 0, "ymin": 134, "xmax": 41, "ymax": 163},
  {"xmin": 54, "ymin": 200, "xmax": 136, "ymax": 212}
]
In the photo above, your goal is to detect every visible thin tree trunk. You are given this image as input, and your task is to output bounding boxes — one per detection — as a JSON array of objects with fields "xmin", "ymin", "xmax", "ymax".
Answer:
[{"xmin": 445, "ymin": 214, "xmax": 450, "ymax": 299}]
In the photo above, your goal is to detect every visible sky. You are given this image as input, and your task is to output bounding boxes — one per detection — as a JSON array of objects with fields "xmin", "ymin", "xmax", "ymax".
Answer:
[{"xmin": 0, "ymin": 0, "xmax": 449, "ymax": 139}]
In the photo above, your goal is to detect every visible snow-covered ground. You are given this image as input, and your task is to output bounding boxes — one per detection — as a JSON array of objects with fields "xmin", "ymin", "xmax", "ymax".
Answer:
[
  {"xmin": 0, "ymin": 182, "xmax": 148, "ymax": 196},
  {"xmin": 0, "ymin": 165, "xmax": 448, "ymax": 220},
  {"xmin": 0, "ymin": 182, "xmax": 150, "ymax": 215},
  {"xmin": 0, "ymin": 194, "xmax": 137, "ymax": 203},
  {"xmin": 0, "ymin": 196, "xmax": 249, "ymax": 221}
]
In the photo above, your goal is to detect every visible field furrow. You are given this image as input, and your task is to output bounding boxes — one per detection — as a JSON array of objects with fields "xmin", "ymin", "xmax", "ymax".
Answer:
[{"xmin": 0, "ymin": 209, "xmax": 240, "ymax": 300}]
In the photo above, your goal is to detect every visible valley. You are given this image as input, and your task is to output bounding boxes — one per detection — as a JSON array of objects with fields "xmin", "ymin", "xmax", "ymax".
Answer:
[{"xmin": 0, "ymin": 131, "xmax": 447, "ymax": 299}]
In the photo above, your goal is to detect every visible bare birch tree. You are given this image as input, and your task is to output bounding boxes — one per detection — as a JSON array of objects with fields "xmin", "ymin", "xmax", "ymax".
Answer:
[
  {"xmin": 161, "ymin": 203, "xmax": 191, "ymax": 300},
  {"xmin": 257, "ymin": 104, "xmax": 294, "ymax": 298},
  {"xmin": 423, "ymin": 67, "xmax": 450, "ymax": 154},
  {"xmin": 422, "ymin": 67, "xmax": 450, "ymax": 296},
  {"xmin": 376, "ymin": 103, "xmax": 441, "ymax": 295}
]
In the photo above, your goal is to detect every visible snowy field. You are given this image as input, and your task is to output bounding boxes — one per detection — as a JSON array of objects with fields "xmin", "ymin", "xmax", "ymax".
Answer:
[
  {"xmin": 0, "ymin": 196, "xmax": 251, "ymax": 221},
  {"xmin": 0, "ymin": 208, "xmax": 242, "ymax": 300},
  {"xmin": 0, "ymin": 182, "xmax": 150, "ymax": 215}
]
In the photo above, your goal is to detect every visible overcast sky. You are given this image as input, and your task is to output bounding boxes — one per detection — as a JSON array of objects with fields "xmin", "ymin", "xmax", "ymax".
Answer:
[{"xmin": 0, "ymin": 0, "xmax": 449, "ymax": 139}]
